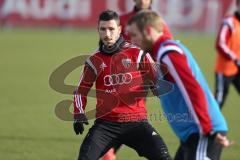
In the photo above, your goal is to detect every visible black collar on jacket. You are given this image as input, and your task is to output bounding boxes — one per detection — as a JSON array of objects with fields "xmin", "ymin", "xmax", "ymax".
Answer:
[{"xmin": 99, "ymin": 36, "xmax": 125, "ymax": 55}]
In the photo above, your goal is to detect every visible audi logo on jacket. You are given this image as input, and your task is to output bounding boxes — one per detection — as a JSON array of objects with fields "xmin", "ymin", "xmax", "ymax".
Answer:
[{"xmin": 73, "ymin": 42, "xmax": 157, "ymax": 122}]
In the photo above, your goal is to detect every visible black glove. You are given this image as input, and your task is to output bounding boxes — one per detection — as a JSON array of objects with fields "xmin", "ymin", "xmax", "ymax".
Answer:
[{"xmin": 73, "ymin": 113, "xmax": 89, "ymax": 135}]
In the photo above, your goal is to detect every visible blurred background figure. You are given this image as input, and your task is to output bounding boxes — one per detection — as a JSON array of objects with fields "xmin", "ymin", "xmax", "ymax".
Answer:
[
  {"xmin": 120, "ymin": 0, "xmax": 172, "ymax": 41},
  {"xmin": 214, "ymin": 0, "xmax": 240, "ymax": 109}
]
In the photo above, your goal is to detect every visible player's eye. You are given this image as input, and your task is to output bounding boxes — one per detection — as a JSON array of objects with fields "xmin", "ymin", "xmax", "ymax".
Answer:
[
  {"xmin": 109, "ymin": 27, "xmax": 115, "ymax": 31},
  {"xmin": 100, "ymin": 27, "xmax": 106, "ymax": 31}
]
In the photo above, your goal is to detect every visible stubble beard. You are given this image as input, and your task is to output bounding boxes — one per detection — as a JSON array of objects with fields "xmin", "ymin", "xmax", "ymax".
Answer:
[{"xmin": 142, "ymin": 38, "xmax": 153, "ymax": 53}]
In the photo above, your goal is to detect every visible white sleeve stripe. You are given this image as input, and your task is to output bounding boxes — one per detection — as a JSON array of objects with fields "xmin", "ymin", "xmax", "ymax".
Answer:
[
  {"xmin": 74, "ymin": 94, "xmax": 84, "ymax": 113},
  {"xmin": 74, "ymin": 94, "xmax": 81, "ymax": 112},
  {"xmin": 86, "ymin": 58, "xmax": 97, "ymax": 75},
  {"xmin": 77, "ymin": 95, "xmax": 81, "ymax": 111},
  {"xmin": 146, "ymin": 53, "xmax": 155, "ymax": 64},
  {"xmin": 219, "ymin": 25, "xmax": 237, "ymax": 60},
  {"xmin": 75, "ymin": 68, "xmax": 85, "ymax": 113},
  {"xmin": 77, "ymin": 94, "xmax": 84, "ymax": 113},
  {"xmin": 74, "ymin": 94, "xmax": 81, "ymax": 111},
  {"xmin": 77, "ymin": 69, "xmax": 84, "ymax": 87},
  {"xmin": 157, "ymin": 45, "xmax": 184, "ymax": 62},
  {"xmin": 196, "ymin": 136, "xmax": 208, "ymax": 160},
  {"xmin": 146, "ymin": 53, "xmax": 157, "ymax": 72},
  {"xmin": 137, "ymin": 50, "xmax": 144, "ymax": 69},
  {"xmin": 162, "ymin": 55, "xmax": 203, "ymax": 134}
]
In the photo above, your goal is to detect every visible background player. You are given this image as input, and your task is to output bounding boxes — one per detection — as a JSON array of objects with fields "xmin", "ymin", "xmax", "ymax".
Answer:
[
  {"xmin": 127, "ymin": 11, "xmax": 231, "ymax": 160},
  {"xmin": 120, "ymin": 0, "xmax": 172, "ymax": 40},
  {"xmin": 214, "ymin": 0, "xmax": 240, "ymax": 109},
  {"xmin": 73, "ymin": 10, "xmax": 172, "ymax": 160}
]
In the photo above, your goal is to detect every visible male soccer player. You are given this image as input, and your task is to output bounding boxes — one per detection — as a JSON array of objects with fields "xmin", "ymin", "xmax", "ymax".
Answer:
[
  {"xmin": 215, "ymin": 0, "xmax": 240, "ymax": 109},
  {"xmin": 120, "ymin": 0, "xmax": 172, "ymax": 41},
  {"xmin": 103, "ymin": 1, "xmax": 173, "ymax": 159},
  {"xmin": 73, "ymin": 10, "xmax": 172, "ymax": 160},
  {"xmin": 127, "ymin": 11, "xmax": 231, "ymax": 160}
]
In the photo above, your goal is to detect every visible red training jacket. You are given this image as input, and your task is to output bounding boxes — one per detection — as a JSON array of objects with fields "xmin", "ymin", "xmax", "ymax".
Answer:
[{"xmin": 74, "ymin": 42, "xmax": 157, "ymax": 122}]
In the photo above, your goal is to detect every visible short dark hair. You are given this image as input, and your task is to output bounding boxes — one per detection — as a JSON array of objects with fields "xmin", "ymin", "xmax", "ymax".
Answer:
[
  {"xmin": 98, "ymin": 10, "xmax": 120, "ymax": 25},
  {"xmin": 237, "ymin": 0, "xmax": 240, "ymax": 5},
  {"xmin": 128, "ymin": 10, "xmax": 163, "ymax": 33}
]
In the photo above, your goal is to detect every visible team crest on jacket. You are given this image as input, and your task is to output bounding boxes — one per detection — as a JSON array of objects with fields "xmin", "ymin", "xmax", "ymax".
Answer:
[
  {"xmin": 100, "ymin": 62, "xmax": 107, "ymax": 70},
  {"xmin": 122, "ymin": 58, "xmax": 131, "ymax": 68}
]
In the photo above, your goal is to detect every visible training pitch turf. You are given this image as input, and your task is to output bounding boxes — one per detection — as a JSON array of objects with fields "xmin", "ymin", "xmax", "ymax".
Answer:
[{"xmin": 0, "ymin": 29, "xmax": 239, "ymax": 160}]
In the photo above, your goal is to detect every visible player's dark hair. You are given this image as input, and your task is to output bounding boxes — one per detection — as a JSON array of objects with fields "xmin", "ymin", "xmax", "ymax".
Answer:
[
  {"xmin": 237, "ymin": 0, "xmax": 240, "ymax": 5},
  {"xmin": 98, "ymin": 10, "xmax": 120, "ymax": 25},
  {"xmin": 128, "ymin": 10, "xmax": 163, "ymax": 33}
]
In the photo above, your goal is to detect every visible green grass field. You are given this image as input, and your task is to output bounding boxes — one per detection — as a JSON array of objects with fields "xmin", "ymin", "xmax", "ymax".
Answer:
[{"xmin": 0, "ymin": 29, "xmax": 239, "ymax": 160}]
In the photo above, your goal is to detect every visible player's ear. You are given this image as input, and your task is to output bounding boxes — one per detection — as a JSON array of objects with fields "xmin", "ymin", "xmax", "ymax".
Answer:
[
  {"xmin": 118, "ymin": 25, "xmax": 122, "ymax": 34},
  {"xmin": 143, "ymin": 25, "xmax": 151, "ymax": 37},
  {"xmin": 118, "ymin": 25, "xmax": 122, "ymax": 33},
  {"xmin": 145, "ymin": 25, "xmax": 152, "ymax": 35}
]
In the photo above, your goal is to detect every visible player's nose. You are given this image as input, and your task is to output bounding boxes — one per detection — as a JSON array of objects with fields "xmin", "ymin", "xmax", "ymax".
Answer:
[{"xmin": 105, "ymin": 29, "xmax": 111, "ymax": 37}]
